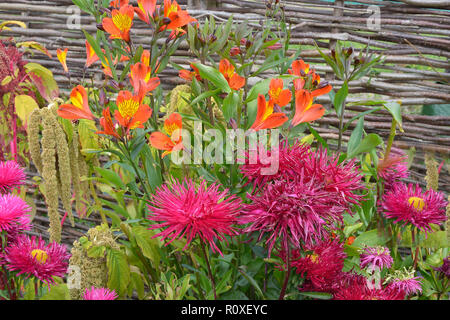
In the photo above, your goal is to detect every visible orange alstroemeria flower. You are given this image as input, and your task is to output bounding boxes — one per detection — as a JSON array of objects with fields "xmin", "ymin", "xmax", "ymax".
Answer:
[
  {"xmin": 162, "ymin": 0, "xmax": 197, "ymax": 36},
  {"xmin": 310, "ymin": 71, "xmax": 332, "ymax": 97},
  {"xmin": 268, "ymin": 78, "xmax": 292, "ymax": 107},
  {"xmin": 149, "ymin": 113, "xmax": 183, "ymax": 158},
  {"xmin": 114, "ymin": 91, "xmax": 153, "ymax": 131},
  {"xmin": 129, "ymin": 62, "xmax": 160, "ymax": 100},
  {"xmin": 250, "ymin": 94, "xmax": 288, "ymax": 131},
  {"xmin": 85, "ymin": 40, "xmax": 99, "ymax": 68},
  {"xmin": 291, "ymin": 89, "xmax": 325, "ymax": 127},
  {"xmin": 179, "ymin": 63, "xmax": 201, "ymax": 81},
  {"xmin": 109, "ymin": 0, "xmax": 129, "ymax": 7},
  {"xmin": 102, "ymin": 4, "xmax": 134, "ymax": 43},
  {"xmin": 96, "ymin": 107, "xmax": 120, "ymax": 139},
  {"xmin": 288, "ymin": 59, "xmax": 310, "ymax": 77},
  {"xmin": 57, "ymin": 85, "xmax": 94, "ymax": 121},
  {"xmin": 135, "ymin": 0, "xmax": 156, "ymax": 24},
  {"xmin": 219, "ymin": 59, "xmax": 245, "ymax": 91},
  {"xmin": 56, "ymin": 48, "xmax": 69, "ymax": 73}
]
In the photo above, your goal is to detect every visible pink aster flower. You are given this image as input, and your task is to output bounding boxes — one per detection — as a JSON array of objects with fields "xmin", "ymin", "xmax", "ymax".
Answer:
[
  {"xmin": 147, "ymin": 179, "xmax": 242, "ymax": 255},
  {"xmin": 84, "ymin": 287, "xmax": 118, "ymax": 300},
  {"xmin": 360, "ymin": 246, "xmax": 393, "ymax": 272},
  {"xmin": 4, "ymin": 235, "xmax": 70, "ymax": 284},
  {"xmin": 377, "ymin": 148, "xmax": 409, "ymax": 192},
  {"xmin": 240, "ymin": 173, "xmax": 342, "ymax": 256},
  {"xmin": 384, "ymin": 268, "xmax": 422, "ymax": 296},
  {"xmin": 0, "ymin": 161, "xmax": 26, "ymax": 194},
  {"xmin": 434, "ymin": 256, "xmax": 450, "ymax": 278},
  {"xmin": 0, "ymin": 193, "xmax": 31, "ymax": 233},
  {"xmin": 381, "ymin": 183, "xmax": 447, "ymax": 233},
  {"xmin": 240, "ymin": 139, "xmax": 310, "ymax": 189},
  {"xmin": 290, "ymin": 238, "xmax": 346, "ymax": 293},
  {"xmin": 334, "ymin": 273, "xmax": 405, "ymax": 300},
  {"xmin": 305, "ymin": 147, "xmax": 363, "ymax": 211}
]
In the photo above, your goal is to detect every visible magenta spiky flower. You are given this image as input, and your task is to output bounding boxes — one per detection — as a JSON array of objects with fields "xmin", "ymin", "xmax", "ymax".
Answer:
[
  {"xmin": 0, "ymin": 161, "xmax": 26, "ymax": 194},
  {"xmin": 381, "ymin": 183, "xmax": 447, "ymax": 233},
  {"xmin": 377, "ymin": 148, "xmax": 409, "ymax": 192},
  {"xmin": 240, "ymin": 139, "xmax": 310, "ymax": 189},
  {"xmin": 240, "ymin": 173, "xmax": 343, "ymax": 255},
  {"xmin": 4, "ymin": 235, "xmax": 70, "ymax": 284},
  {"xmin": 360, "ymin": 246, "xmax": 393, "ymax": 271},
  {"xmin": 334, "ymin": 273, "xmax": 405, "ymax": 300},
  {"xmin": 385, "ymin": 268, "xmax": 422, "ymax": 296},
  {"xmin": 0, "ymin": 193, "xmax": 31, "ymax": 233},
  {"xmin": 147, "ymin": 179, "xmax": 242, "ymax": 255},
  {"xmin": 305, "ymin": 147, "xmax": 363, "ymax": 211},
  {"xmin": 434, "ymin": 256, "xmax": 450, "ymax": 278},
  {"xmin": 83, "ymin": 287, "xmax": 118, "ymax": 300},
  {"xmin": 290, "ymin": 238, "xmax": 346, "ymax": 293}
]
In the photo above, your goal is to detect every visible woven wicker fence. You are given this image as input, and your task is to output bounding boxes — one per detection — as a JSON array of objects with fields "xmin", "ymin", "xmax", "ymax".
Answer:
[{"xmin": 0, "ymin": 0, "xmax": 449, "ymax": 242}]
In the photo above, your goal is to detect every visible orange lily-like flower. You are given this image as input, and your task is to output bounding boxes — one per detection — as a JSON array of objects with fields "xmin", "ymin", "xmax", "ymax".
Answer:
[
  {"xmin": 135, "ymin": 0, "xmax": 157, "ymax": 24},
  {"xmin": 114, "ymin": 90, "xmax": 152, "ymax": 131},
  {"xmin": 162, "ymin": 0, "xmax": 197, "ymax": 35},
  {"xmin": 310, "ymin": 71, "xmax": 332, "ymax": 97},
  {"xmin": 57, "ymin": 85, "xmax": 94, "ymax": 121},
  {"xmin": 291, "ymin": 89, "xmax": 325, "ymax": 127},
  {"xmin": 250, "ymin": 94, "xmax": 288, "ymax": 131},
  {"xmin": 149, "ymin": 113, "xmax": 183, "ymax": 158},
  {"xmin": 129, "ymin": 62, "xmax": 160, "ymax": 100},
  {"xmin": 85, "ymin": 40, "xmax": 99, "ymax": 68},
  {"xmin": 56, "ymin": 48, "xmax": 68, "ymax": 73},
  {"xmin": 102, "ymin": 4, "xmax": 134, "ymax": 43},
  {"xmin": 179, "ymin": 63, "xmax": 201, "ymax": 81},
  {"xmin": 109, "ymin": 0, "xmax": 129, "ymax": 7},
  {"xmin": 96, "ymin": 107, "xmax": 120, "ymax": 139},
  {"xmin": 288, "ymin": 59, "xmax": 310, "ymax": 77},
  {"xmin": 219, "ymin": 59, "xmax": 245, "ymax": 91},
  {"xmin": 268, "ymin": 78, "xmax": 292, "ymax": 107}
]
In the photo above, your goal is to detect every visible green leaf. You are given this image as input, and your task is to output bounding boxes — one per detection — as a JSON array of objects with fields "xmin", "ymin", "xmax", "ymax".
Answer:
[
  {"xmin": 333, "ymin": 81, "xmax": 348, "ymax": 117},
  {"xmin": 238, "ymin": 267, "xmax": 265, "ymax": 300},
  {"xmin": 132, "ymin": 226, "xmax": 161, "ymax": 269},
  {"xmin": 23, "ymin": 280, "xmax": 36, "ymax": 300},
  {"xmin": 107, "ymin": 249, "xmax": 131, "ymax": 297},
  {"xmin": 130, "ymin": 271, "xmax": 145, "ymax": 300},
  {"xmin": 193, "ymin": 63, "xmax": 231, "ymax": 93},
  {"xmin": 347, "ymin": 133, "xmax": 382, "ymax": 159},
  {"xmin": 383, "ymin": 101, "xmax": 403, "ymax": 132},
  {"xmin": 40, "ymin": 283, "xmax": 70, "ymax": 300},
  {"xmin": 94, "ymin": 167, "xmax": 125, "ymax": 190},
  {"xmin": 347, "ymin": 116, "xmax": 364, "ymax": 156},
  {"xmin": 222, "ymin": 91, "xmax": 239, "ymax": 121},
  {"xmin": 87, "ymin": 245, "xmax": 106, "ymax": 258},
  {"xmin": 352, "ymin": 229, "xmax": 389, "ymax": 248},
  {"xmin": 190, "ymin": 88, "xmax": 221, "ymax": 106},
  {"xmin": 14, "ymin": 95, "xmax": 39, "ymax": 126},
  {"xmin": 344, "ymin": 222, "xmax": 363, "ymax": 238}
]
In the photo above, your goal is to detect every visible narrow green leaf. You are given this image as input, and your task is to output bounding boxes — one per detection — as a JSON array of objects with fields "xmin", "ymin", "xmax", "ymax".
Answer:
[{"xmin": 193, "ymin": 63, "xmax": 231, "ymax": 93}]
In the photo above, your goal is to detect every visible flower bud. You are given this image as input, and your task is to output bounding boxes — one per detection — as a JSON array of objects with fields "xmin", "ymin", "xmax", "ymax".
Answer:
[
  {"xmin": 162, "ymin": 17, "xmax": 171, "ymax": 25},
  {"xmin": 230, "ymin": 47, "xmax": 241, "ymax": 56}
]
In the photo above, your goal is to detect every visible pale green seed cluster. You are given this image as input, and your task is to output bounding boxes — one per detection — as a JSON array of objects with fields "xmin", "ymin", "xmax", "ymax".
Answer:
[
  {"xmin": 68, "ymin": 224, "xmax": 119, "ymax": 300},
  {"xmin": 424, "ymin": 152, "xmax": 439, "ymax": 191},
  {"xmin": 26, "ymin": 106, "xmax": 96, "ymax": 242}
]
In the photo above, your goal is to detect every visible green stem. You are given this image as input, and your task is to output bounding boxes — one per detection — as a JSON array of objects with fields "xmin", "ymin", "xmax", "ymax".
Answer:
[
  {"xmin": 279, "ymin": 244, "xmax": 291, "ymax": 300},
  {"xmin": 200, "ymin": 238, "xmax": 217, "ymax": 300},
  {"xmin": 384, "ymin": 119, "xmax": 397, "ymax": 161},
  {"xmin": 337, "ymin": 98, "xmax": 347, "ymax": 152}
]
